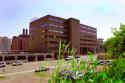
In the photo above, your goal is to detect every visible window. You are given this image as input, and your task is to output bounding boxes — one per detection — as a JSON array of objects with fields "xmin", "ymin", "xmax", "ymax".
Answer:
[
  {"xmin": 45, "ymin": 35, "xmax": 47, "ymax": 38},
  {"xmin": 40, "ymin": 36, "xmax": 44, "ymax": 38},
  {"xmin": 45, "ymin": 41, "xmax": 47, "ymax": 44},
  {"xmin": 48, "ymin": 18, "xmax": 64, "ymax": 23},
  {"xmin": 49, "ymin": 41, "xmax": 58, "ymax": 44},
  {"xmin": 80, "ymin": 43, "xmax": 87, "ymax": 45},
  {"xmin": 49, "ymin": 47, "xmax": 58, "ymax": 50},
  {"xmin": 29, "ymin": 28, "xmax": 35, "ymax": 31},
  {"xmin": 49, "ymin": 35, "xmax": 54, "ymax": 38},
  {"xmin": 59, "ymin": 36, "xmax": 67, "ymax": 39},
  {"xmin": 80, "ymin": 39, "xmax": 87, "ymax": 41},
  {"xmin": 80, "ymin": 30, "xmax": 96, "ymax": 35},
  {"xmin": 49, "ymin": 24, "xmax": 64, "ymax": 28},
  {"xmin": 48, "ymin": 29, "xmax": 64, "ymax": 34},
  {"xmin": 41, "ymin": 30, "xmax": 45, "ymax": 33},
  {"xmin": 80, "ymin": 25, "xmax": 96, "ymax": 31},
  {"xmin": 58, "ymin": 31, "xmax": 63, "ymax": 34},
  {"xmin": 41, "ymin": 24, "xmax": 48, "ymax": 28}
]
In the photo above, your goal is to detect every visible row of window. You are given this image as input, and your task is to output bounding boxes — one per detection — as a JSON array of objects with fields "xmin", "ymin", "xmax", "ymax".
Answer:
[
  {"xmin": 49, "ymin": 47, "xmax": 58, "ymax": 50},
  {"xmin": 80, "ymin": 26, "xmax": 96, "ymax": 31},
  {"xmin": 80, "ymin": 43, "xmax": 87, "ymax": 45},
  {"xmin": 49, "ymin": 35, "xmax": 54, "ymax": 38},
  {"xmin": 49, "ymin": 29, "xmax": 64, "ymax": 34},
  {"xmin": 41, "ymin": 23, "xmax": 64, "ymax": 28},
  {"xmin": 49, "ymin": 24, "xmax": 64, "ymax": 28},
  {"xmin": 48, "ymin": 18, "xmax": 64, "ymax": 23},
  {"xmin": 80, "ymin": 43, "xmax": 96, "ymax": 46},
  {"xmin": 80, "ymin": 35, "xmax": 96, "ymax": 38},
  {"xmin": 49, "ymin": 41, "xmax": 58, "ymax": 44},
  {"xmin": 41, "ymin": 24, "xmax": 48, "ymax": 27},
  {"xmin": 49, "ymin": 35, "xmax": 67, "ymax": 39},
  {"xmin": 87, "ymin": 40, "xmax": 97, "ymax": 42},
  {"xmin": 80, "ymin": 30, "xmax": 97, "ymax": 35},
  {"xmin": 80, "ymin": 39, "xmax": 87, "ymax": 41},
  {"xmin": 87, "ymin": 35, "xmax": 96, "ymax": 38},
  {"xmin": 80, "ymin": 29, "xmax": 96, "ymax": 34},
  {"xmin": 80, "ymin": 39, "xmax": 97, "ymax": 42}
]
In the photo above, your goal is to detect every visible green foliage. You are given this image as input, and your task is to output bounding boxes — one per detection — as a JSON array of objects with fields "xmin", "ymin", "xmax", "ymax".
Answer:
[
  {"xmin": 47, "ymin": 41, "xmax": 125, "ymax": 83},
  {"xmin": 109, "ymin": 59, "xmax": 125, "ymax": 81},
  {"xmin": 104, "ymin": 24, "xmax": 125, "ymax": 58}
]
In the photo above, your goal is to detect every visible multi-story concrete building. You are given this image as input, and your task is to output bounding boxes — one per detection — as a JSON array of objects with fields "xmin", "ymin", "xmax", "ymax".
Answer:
[
  {"xmin": 96, "ymin": 38, "xmax": 104, "ymax": 53},
  {"xmin": 0, "ymin": 37, "xmax": 11, "ymax": 51},
  {"xmin": 29, "ymin": 15, "xmax": 97, "ymax": 56},
  {"xmin": 11, "ymin": 29, "xmax": 29, "ymax": 53}
]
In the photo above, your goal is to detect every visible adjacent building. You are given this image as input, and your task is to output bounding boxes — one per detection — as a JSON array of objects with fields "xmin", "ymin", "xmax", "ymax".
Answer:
[
  {"xmin": 0, "ymin": 37, "xmax": 11, "ymax": 51},
  {"xmin": 29, "ymin": 15, "xmax": 97, "ymax": 55},
  {"xmin": 11, "ymin": 29, "xmax": 29, "ymax": 53},
  {"xmin": 96, "ymin": 38, "xmax": 104, "ymax": 53}
]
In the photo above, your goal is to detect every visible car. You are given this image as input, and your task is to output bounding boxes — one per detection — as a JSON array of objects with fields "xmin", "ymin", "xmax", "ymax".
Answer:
[
  {"xmin": 34, "ymin": 66, "xmax": 49, "ymax": 72},
  {"xmin": 0, "ymin": 62, "xmax": 6, "ymax": 68},
  {"xmin": 59, "ymin": 70, "xmax": 84, "ymax": 80},
  {"xmin": 64, "ymin": 58, "xmax": 71, "ymax": 61},
  {"xmin": 106, "ymin": 60, "xmax": 113, "ymax": 65},
  {"xmin": 64, "ymin": 56, "xmax": 74, "ymax": 61},
  {"xmin": 75, "ymin": 56, "xmax": 80, "ymax": 58},
  {"xmin": 98, "ymin": 60, "xmax": 106, "ymax": 65},
  {"xmin": 12, "ymin": 61, "xmax": 23, "ymax": 66},
  {"xmin": 59, "ymin": 70, "xmax": 72, "ymax": 77}
]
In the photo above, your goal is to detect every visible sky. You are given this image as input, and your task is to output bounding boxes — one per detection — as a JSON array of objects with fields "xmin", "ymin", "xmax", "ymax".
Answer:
[{"xmin": 0, "ymin": 0, "xmax": 125, "ymax": 40}]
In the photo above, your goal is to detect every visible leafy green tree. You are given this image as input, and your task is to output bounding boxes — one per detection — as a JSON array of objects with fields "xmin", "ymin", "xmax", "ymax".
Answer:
[{"xmin": 104, "ymin": 24, "xmax": 125, "ymax": 58}]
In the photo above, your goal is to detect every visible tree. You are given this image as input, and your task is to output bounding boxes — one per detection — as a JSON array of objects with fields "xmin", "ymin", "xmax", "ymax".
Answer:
[{"xmin": 104, "ymin": 24, "xmax": 125, "ymax": 58}]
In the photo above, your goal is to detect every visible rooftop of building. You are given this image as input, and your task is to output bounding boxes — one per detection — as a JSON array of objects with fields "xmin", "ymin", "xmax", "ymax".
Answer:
[{"xmin": 30, "ymin": 14, "xmax": 96, "ymax": 29}]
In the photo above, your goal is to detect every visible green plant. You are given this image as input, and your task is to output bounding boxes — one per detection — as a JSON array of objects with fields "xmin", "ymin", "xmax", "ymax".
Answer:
[
  {"xmin": 49, "ymin": 41, "xmax": 71, "ymax": 83},
  {"xmin": 109, "ymin": 58, "xmax": 125, "ymax": 82},
  {"xmin": 47, "ymin": 41, "xmax": 125, "ymax": 83},
  {"xmin": 104, "ymin": 24, "xmax": 125, "ymax": 58},
  {"xmin": 48, "ymin": 41, "xmax": 100, "ymax": 83}
]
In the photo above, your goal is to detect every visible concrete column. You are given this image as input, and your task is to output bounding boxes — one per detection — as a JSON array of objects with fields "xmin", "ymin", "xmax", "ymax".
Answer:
[
  {"xmin": 44, "ymin": 55, "xmax": 46, "ymax": 60},
  {"xmin": 15, "ymin": 56, "xmax": 17, "ymax": 61},
  {"xmin": 50, "ymin": 53, "xmax": 54, "ymax": 60},
  {"xmin": 35, "ymin": 56, "xmax": 38, "ymax": 61},
  {"xmin": 26, "ymin": 56, "xmax": 28, "ymax": 61},
  {"xmin": 52, "ymin": 55, "xmax": 54, "ymax": 60},
  {"xmin": 2, "ymin": 56, "xmax": 5, "ymax": 61}
]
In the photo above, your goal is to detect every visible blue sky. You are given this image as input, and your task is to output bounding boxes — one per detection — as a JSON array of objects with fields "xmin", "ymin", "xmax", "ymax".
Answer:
[{"xmin": 0, "ymin": 0, "xmax": 125, "ymax": 40}]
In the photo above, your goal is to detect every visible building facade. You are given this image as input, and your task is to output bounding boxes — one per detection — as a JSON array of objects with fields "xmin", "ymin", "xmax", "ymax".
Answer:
[
  {"xmin": 0, "ymin": 37, "xmax": 11, "ymax": 51},
  {"xmin": 29, "ymin": 15, "xmax": 97, "ymax": 55},
  {"xmin": 11, "ymin": 29, "xmax": 29, "ymax": 53},
  {"xmin": 96, "ymin": 38, "xmax": 104, "ymax": 53}
]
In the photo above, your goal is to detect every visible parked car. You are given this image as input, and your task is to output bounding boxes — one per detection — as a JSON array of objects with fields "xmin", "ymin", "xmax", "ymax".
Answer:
[
  {"xmin": 59, "ymin": 70, "xmax": 84, "ymax": 80},
  {"xmin": 12, "ymin": 61, "xmax": 23, "ymax": 66},
  {"xmin": 64, "ymin": 58, "xmax": 71, "ymax": 61},
  {"xmin": 98, "ymin": 60, "xmax": 106, "ymax": 65},
  {"xmin": 0, "ymin": 62, "xmax": 6, "ymax": 68},
  {"xmin": 75, "ymin": 56, "xmax": 80, "ymax": 58},
  {"xmin": 64, "ymin": 56, "xmax": 74, "ymax": 61},
  {"xmin": 34, "ymin": 66, "xmax": 49, "ymax": 72},
  {"xmin": 106, "ymin": 60, "xmax": 113, "ymax": 65}
]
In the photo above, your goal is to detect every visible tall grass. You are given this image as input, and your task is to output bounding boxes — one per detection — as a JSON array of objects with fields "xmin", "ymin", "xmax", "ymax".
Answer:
[{"xmin": 47, "ymin": 41, "xmax": 125, "ymax": 83}]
